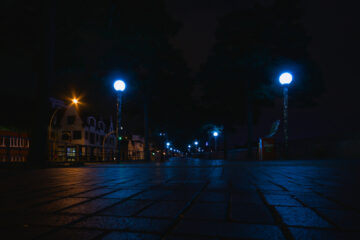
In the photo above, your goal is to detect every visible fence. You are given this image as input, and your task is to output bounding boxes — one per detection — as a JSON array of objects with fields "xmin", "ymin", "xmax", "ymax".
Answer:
[
  {"xmin": 48, "ymin": 141, "xmax": 146, "ymax": 163},
  {"xmin": 0, "ymin": 134, "xmax": 29, "ymax": 163},
  {"xmin": 0, "ymin": 135, "xmax": 146, "ymax": 164}
]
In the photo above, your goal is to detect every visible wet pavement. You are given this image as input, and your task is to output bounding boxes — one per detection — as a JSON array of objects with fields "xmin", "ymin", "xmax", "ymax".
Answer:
[{"xmin": 1, "ymin": 158, "xmax": 360, "ymax": 239}]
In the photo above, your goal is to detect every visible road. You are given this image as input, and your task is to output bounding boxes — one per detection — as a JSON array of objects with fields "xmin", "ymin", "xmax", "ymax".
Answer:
[{"xmin": 1, "ymin": 158, "xmax": 360, "ymax": 239}]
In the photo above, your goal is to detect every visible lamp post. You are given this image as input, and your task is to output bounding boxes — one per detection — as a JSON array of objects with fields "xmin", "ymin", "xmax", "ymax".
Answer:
[
  {"xmin": 279, "ymin": 72, "xmax": 293, "ymax": 158},
  {"xmin": 48, "ymin": 98, "xmax": 79, "ymax": 161},
  {"xmin": 48, "ymin": 98, "xmax": 79, "ymax": 141},
  {"xmin": 159, "ymin": 132, "xmax": 166, "ymax": 160},
  {"xmin": 212, "ymin": 131, "xmax": 219, "ymax": 152},
  {"xmin": 194, "ymin": 141, "xmax": 199, "ymax": 152},
  {"xmin": 166, "ymin": 142, "xmax": 170, "ymax": 158},
  {"xmin": 114, "ymin": 80, "xmax": 126, "ymax": 161}
]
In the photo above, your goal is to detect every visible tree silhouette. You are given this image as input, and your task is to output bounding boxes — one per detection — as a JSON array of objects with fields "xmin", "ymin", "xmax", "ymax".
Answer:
[{"xmin": 199, "ymin": 0, "xmax": 323, "ymax": 159}]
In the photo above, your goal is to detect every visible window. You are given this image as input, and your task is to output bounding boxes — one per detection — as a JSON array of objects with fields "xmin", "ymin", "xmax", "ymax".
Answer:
[
  {"xmin": 66, "ymin": 147, "xmax": 76, "ymax": 159},
  {"xmin": 62, "ymin": 131, "xmax": 71, "ymax": 140},
  {"xmin": 67, "ymin": 116, "xmax": 76, "ymax": 125},
  {"xmin": 85, "ymin": 131, "xmax": 89, "ymax": 140},
  {"xmin": 73, "ymin": 131, "xmax": 82, "ymax": 140}
]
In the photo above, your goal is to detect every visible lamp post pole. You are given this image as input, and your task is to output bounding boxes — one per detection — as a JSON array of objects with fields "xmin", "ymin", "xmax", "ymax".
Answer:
[
  {"xmin": 279, "ymin": 72, "xmax": 293, "ymax": 159},
  {"xmin": 116, "ymin": 93, "xmax": 122, "ymax": 161},
  {"xmin": 212, "ymin": 131, "xmax": 219, "ymax": 152},
  {"xmin": 114, "ymin": 80, "xmax": 126, "ymax": 161},
  {"xmin": 283, "ymin": 86, "xmax": 289, "ymax": 157}
]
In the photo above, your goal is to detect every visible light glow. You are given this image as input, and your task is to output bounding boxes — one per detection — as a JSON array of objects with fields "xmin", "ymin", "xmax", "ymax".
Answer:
[
  {"xmin": 72, "ymin": 98, "xmax": 79, "ymax": 104},
  {"xmin": 114, "ymin": 80, "xmax": 126, "ymax": 91},
  {"xmin": 279, "ymin": 72, "xmax": 293, "ymax": 85}
]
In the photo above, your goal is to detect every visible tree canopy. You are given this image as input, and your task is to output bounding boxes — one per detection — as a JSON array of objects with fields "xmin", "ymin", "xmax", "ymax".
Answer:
[{"xmin": 198, "ymin": 0, "xmax": 323, "ymax": 131}]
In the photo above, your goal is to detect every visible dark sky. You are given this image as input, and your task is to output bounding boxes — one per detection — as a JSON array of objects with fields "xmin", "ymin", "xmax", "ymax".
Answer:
[
  {"xmin": 166, "ymin": 0, "xmax": 360, "ymax": 141},
  {"xmin": 2, "ymin": 0, "xmax": 359, "ymax": 142}
]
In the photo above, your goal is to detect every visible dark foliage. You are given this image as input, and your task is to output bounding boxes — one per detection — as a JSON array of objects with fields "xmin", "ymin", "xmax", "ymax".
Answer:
[{"xmin": 198, "ymin": 0, "xmax": 323, "ymax": 130}]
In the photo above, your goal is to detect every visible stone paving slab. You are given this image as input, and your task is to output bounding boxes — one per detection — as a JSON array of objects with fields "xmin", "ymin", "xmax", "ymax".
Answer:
[
  {"xmin": 1, "ymin": 159, "xmax": 360, "ymax": 239},
  {"xmin": 102, "ymin": 231, "xmax": 161, "ymax": 240},
  {"xmin": 40, "ymin": 228, "xmax": 103, "ymax": 240},
  {"xmin": 72, "ymin": 215, "xmax": 173, "ymax": 233},
  {"xmin": 99, "ymin": 199, "xmax": 154, "ymax": 217}
]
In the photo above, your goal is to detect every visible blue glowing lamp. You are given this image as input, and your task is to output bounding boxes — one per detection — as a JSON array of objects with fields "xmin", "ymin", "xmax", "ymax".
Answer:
[
  {"xmin": 279, "ymin": 72, "xmax": 293, "ymax": 85},
  {"xmin": 114, "ymin": 80, "xmax": 126, "ymax": 91},
  {"xmin": 194, "ymin": 141, "xmax": 199, "ymax": 146},
  {"xmin": 166, "ymin": 142, "xmax": 170, "ymax": 147},
  {"xmin": 213, "ymin": 131, "xmax": 219, "ymax": 137}
]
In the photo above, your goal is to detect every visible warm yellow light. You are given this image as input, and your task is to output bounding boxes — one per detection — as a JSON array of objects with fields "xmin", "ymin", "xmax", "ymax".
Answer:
[{"xmin": 72, "ymin": 98, "xmax": 79, "ymax": 104}]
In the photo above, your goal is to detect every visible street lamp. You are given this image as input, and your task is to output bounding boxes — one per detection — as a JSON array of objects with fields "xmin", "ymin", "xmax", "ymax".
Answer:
[
  {"xmin": 194, "ymin": 141, "xmax": 199, "ymax": 153},
  {"xmin": 212, "ymin": 131, "xmax": 219, "ymax": 152},
  {"xmin": 49, "ymin": 97, "xmax": 79, "ymax": 141},
  {"xmin": 48, "ymin": 97, "xmax": 80, "ymax": 161},
  {"xmin": 279, "ymin": 72, "xmax": 293, "ymax": 158},
  {"xmin": 114, "ymin": 79, "xmax": 126, "ymax": 161},
  {"xmin": 72, "ymin": 98, "xmax": 79, "ymax": 104}
]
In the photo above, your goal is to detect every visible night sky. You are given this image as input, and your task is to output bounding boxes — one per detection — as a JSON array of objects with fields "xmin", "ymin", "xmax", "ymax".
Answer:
[
  {"xmin": 166, "ymin": 0, "xmax": 360, "ymax": 141},
  {"xmin": 1, "ymin": 0, "xmax": 359, "ymax": 144}
]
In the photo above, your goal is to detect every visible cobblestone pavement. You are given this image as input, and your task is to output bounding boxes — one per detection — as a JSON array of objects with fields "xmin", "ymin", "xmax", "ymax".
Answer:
[{"xmin": 1, "ymin": 159, "xmax": 360, "ymax": 239}]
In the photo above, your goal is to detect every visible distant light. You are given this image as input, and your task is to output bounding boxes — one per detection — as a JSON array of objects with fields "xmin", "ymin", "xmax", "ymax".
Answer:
[
  {"xmin": 118, "ymin": 136, "xmax": 122, "ymax": 140},
  {"xmin": 205, "ymin": 141, "xmax": 209, "ymax": 146},
  {"xmin": 72, "ymin": 98, "xmax": 79, "ymax": 104},
  {"xmin": 194, "ymin": 141, "xmax": 198, "ymax": 145},
  {"xmin": 170, "ymin": 147, "xmax": 173, "ymax": 151},
  {"xmin": 188, "ymin": 145, "xmax": 191, "ymax": 148},
  {"xmin": 152, "ymin": 152, "xmax": 155, "ymax": 156},
  {"xmin": 166, "ymin": 142, "xmax": 170, "ymax": 146},
  {"xmin": 114, "ymin": 80, "xmax": 126, "ymax": 91},
  {"xmin": 213, "ymin": 131, "xmax": 219, "ymax": 137},
  {"xmin": 279, "ymin": 72, "xmax": 293, "ymax": 85}
]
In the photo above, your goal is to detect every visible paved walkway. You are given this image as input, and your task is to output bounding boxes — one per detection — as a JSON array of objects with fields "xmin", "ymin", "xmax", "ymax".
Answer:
[{"xmin": 1, "ymin": 159, "xmax": 360, "ymax": 239}]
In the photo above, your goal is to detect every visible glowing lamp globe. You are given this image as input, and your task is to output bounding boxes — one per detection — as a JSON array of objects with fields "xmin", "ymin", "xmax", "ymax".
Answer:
[
  {"xmin": 114, "ymin": 80, "xmax": 126, "ymax": 91},
  {"xmin": 194, "ymin": 141, "xmax": 199, "ymax": 146},
  {"xmin": 279, "ymin": 72, "xmax": 293, "ymax": 85},
  {"xmin": 213, "ymin": 131, "xmax": 219, "ymax": 137}
]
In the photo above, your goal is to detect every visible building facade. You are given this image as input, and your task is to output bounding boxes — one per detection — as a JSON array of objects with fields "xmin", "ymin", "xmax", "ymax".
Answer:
[
  {"xmin": 51, "ymin": 102, "xmax": 145, "ymax": 161},
  {"xmin": 51, "ymin": 104, "xmax": 117, "ymax": 161}
]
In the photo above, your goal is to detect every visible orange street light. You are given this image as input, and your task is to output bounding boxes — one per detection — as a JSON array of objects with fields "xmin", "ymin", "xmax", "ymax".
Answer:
[{"xmin": 72, "ymin": 98, "xmax": 79, "ymax": 104}]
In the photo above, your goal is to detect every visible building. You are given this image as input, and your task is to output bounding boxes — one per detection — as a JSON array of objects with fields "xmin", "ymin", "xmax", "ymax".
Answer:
[
  {"xmin": 50, "ymin": 99, "xmax": 145, "ymax": 161},
  {"xmin": 128, "ymin": 135, "xmax": 145, "ymax": 160},
  {"xmin": 51, "ymin": 103, "xmax": 117, "ymax": 161}
]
